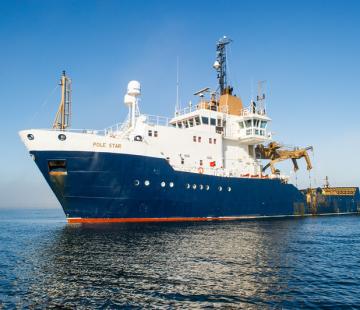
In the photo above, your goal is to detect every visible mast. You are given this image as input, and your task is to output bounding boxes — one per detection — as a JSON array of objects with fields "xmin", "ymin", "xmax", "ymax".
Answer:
[
  {"xmin": 53, "ymin": 71, "xmax": 72, "ymax": 130},
  {"xmin": 213, "ymin": 36, "xmax": 232, "ymax": 95}
]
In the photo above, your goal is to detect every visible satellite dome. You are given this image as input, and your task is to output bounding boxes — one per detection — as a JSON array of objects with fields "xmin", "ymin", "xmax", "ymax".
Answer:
[
  {"xmin": 127, "ymin": 80, "xmax": 141, "ymax": 96},
  {"xmin": 213, "ymin": 60, "xmax": 220, "ymax": 70}
]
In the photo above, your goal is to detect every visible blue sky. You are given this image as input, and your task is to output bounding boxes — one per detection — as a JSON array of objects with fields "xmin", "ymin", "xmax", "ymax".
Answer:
[{"xmin": 1, "ymin": 0, "xmax": 360, "ymax": 208}]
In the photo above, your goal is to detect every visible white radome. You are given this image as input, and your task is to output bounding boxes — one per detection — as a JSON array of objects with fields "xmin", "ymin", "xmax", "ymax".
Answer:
[{"xmin": 127, "ymin": 80, "xmax": 141, "ymax": 97}]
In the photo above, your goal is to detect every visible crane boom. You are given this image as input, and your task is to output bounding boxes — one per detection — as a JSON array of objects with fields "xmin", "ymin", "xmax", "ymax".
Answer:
[{"xmin": 256, "ymin": 142, "xmax": 313, "ymax": 174}]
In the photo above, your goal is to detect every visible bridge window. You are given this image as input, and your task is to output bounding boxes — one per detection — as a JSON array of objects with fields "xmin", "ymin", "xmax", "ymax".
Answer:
[
  {"xmin": 195, "ymin": 116, "xmax": 201, "ymax": 125},
  {"xmin": 260, "ymin": 121, "xmax": 267, "ymax": 128},
  {"xmin": 253, "ymin": 119, "xmax": 260, "ymax": 127},
  {"xmin": 202, "ymin": 117, "xmax": 209, "ymax": 125},
  {"xmin": 245, "ymin": 120, "xmax": 252, "ymax": 128},
  {"xmin": 189, "ymin": 119, "xmax": 194, "ymax": 127},
  {"xmin": 177, "ymin": 122, "xmax": 183, "ymax": 128},
  {"xmin": 210, "ymin": 118, "xmax": 216, "ymax": 126},
  {"xmin": 183, "ymin": 120, "xmax": 189, "ymax": 128}
]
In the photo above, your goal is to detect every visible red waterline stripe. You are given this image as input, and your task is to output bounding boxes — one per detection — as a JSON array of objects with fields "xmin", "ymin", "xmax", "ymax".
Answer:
[{"xmin": 67, "ymin": 216, "xmax": 245, "ymax": 224}]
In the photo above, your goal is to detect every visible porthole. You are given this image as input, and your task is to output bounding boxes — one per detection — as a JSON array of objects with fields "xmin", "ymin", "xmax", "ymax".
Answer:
[
  {"xmin": 134, "ymin": 180, "xmax": 140, "ymax": 186},
  {"xmin": 192, "ymin": 184, "xmax": 197, "ymax": 190},
  {"xmin": 144, "ymin": 180, "xmax": 150, "ymax": 186},
  {"xmin": 206, "ymin": 185, "xmax": 210, "ymax": 191},
  {"xmin": 169, "ymin": 182, "xmax": 174, "ymax": 188},
  {"xmin": 227, "ymin": 186, "xmax": 232, "ymax": 192},
  {"xmin": 161, "ymin": 181, "xmax": 166, "ymax": 187},
  {"xmin": 218, "ymin": 186, "xmax": 223, "ymax": 192},
  {"xmin": 27, "ymin": 134, "xmax": 34, "ymax": 140},
  {"xmin": 58, "ymin": 134, "xmax": 66, "ymax": 141},
  {"xmin": 186, "ymin": 183, "xmax": 190, "ymax": 189},
  {"xmin": 199, "ymin": 184, "xmax": 204, "ymax": 190}
]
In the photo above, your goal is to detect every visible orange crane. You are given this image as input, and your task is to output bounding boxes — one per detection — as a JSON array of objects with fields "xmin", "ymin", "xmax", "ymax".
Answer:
[{"xmin": 255, "ymin": 142, "xmax": 313, "ymax": 174}]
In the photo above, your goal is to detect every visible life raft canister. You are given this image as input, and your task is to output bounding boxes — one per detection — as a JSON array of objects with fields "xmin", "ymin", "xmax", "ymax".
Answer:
[{"xmin": 198, "ymin": 167, "xmax": 204, "ymax": 174}]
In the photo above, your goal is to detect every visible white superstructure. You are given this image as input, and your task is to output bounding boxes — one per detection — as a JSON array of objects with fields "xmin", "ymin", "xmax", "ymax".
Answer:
[{"xmin": 20, "ymin": 36, "xmax": 278, "ymax": 179}]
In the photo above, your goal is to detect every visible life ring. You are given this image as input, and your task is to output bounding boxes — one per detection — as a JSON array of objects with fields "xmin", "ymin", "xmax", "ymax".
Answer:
[{"xmin": 198, "ymin": 167, "xmax": 204, "ymax": 174}]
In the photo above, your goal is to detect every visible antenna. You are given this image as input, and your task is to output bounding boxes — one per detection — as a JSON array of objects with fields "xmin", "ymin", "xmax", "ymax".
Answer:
[
  {"xmin": 175, "ymin": 56, "xmax": 180, "ymax": 115},
  {"xmin": 256, "ymin": 80, "xmax": 266, "ymax": 113},
  {"xmin": 213, "ymin": 36, "xmax": 232, "ymax": 95},
  {"xmin": 53, "ymin": 71, "xmax": 72, "ymax": 130}
]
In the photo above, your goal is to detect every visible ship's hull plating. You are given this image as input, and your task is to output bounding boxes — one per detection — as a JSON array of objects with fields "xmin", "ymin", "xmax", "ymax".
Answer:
[{"xmin": 31, "ymin": 151, "xmax": 357, "ymax": 223}]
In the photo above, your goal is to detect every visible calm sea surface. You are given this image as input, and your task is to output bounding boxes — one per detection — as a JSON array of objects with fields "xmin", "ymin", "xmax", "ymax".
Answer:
[{"xmin": 0, "ymin": 209, "xmax": 360, "ymax": 309}]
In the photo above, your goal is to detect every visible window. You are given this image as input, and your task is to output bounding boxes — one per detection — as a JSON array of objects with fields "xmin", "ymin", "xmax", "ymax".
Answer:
[
  {"xmin": 253, "ymin": 119, "xmax": 259, "ymax": 127},
  {"xmin": 177, "ymin": 122, "xmax": 183, "ymax": 128},
  {"xmin": 148, "ymin": 130, "xmax": 152, "ymax": 137},
  {"xmin": 202, "ymin": 117, "xmax": 209, "ymax": 125},
  {"xmin": 195, "ymin": 116, "xmax": 201, "ymax": 125},
  {"xmin": 246, "ymin": 129, "xmax": 252, "ymax": 135},
  {"xmin": 260, "ymin": 121, "xmax": 267, "ymax": 128},
  {"xmin": 209, "ymin": 138, "xmax": 212, "ymax": 144},
  {"xmin": 213, "ymin": 138, "xmax": 216, "ymax": 144},
  {"xmin": 58, "ymin": 134, "xmax": 66, "ymax": 141},
  {"xmin": 255, "ymin": 129, "xmax": 259, "ymax": 135},
  {"xmin": 193, "ymin": 136, "xmax": 197, "ymax": 142},
  {"xmin": 217, "ymin": 119, "xmax": 222, "ymax": 126},
  {"xmin": 198, "ymin": 136, "xmax": 201, "ymax": 143},
  {"xmin": 245, "ymin": 120, "xmax": 252, "ymax": 128},
  {"xmin": 189, "ymin": 119, "xmax": 194, "ymax": 127},
  {"xmin": 154, "ymin": 131, "xmax": 158, "ymax": 137},
  {"xmin": 200, "ymin": 160, "xmax": 203, "ymax": 166},
  {"xmin": 239, "ymin": 122, "xmax": 244, "ymax": 129},
  {"xmin": 181, "ymin": 158, "xmax": 184, "ymax": 165},
  {"xmin": 184, "ymin": 120, "xmax": 189, "ymax": 128},
  {"xmin": 210, "ymin": 118, "xmax": 216, "ymax": 126}
]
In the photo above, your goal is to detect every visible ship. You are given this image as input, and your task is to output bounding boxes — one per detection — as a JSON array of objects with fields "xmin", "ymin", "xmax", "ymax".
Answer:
[{"xmin": 19, "ymin": 36, "xmax": 360, "ymax": 223}]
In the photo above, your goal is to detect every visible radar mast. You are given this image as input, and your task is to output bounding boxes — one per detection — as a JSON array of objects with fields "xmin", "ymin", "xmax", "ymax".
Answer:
[
  {"xmin": 213, "ymin": 36, "xmax": 232, "ymax": 95},
  {"xmin": 53, "ymin": 71, "xmax": 72, "ymax": 130}
]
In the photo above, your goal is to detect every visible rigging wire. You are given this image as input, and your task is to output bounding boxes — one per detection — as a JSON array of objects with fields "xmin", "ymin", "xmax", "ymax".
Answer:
[{"xmin": 27, "ymin": 84, "xmax": 59, "ymax": 127}]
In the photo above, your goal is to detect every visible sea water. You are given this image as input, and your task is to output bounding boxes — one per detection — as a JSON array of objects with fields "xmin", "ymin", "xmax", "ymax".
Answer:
[{"xmin": 0, "ymin": 208, "xmax": 359, "ymax": 308}]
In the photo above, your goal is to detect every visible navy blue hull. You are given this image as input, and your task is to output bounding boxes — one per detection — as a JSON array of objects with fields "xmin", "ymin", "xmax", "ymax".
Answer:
[{"xmin": 31, "ymin": 151, "xmax": 310, "ymax": 221}]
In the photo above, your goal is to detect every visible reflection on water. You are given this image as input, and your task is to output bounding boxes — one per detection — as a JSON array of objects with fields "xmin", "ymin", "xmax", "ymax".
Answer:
[{"xmin": 1, "ymin": 209, "xmax": 360, "ymax": 308}]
